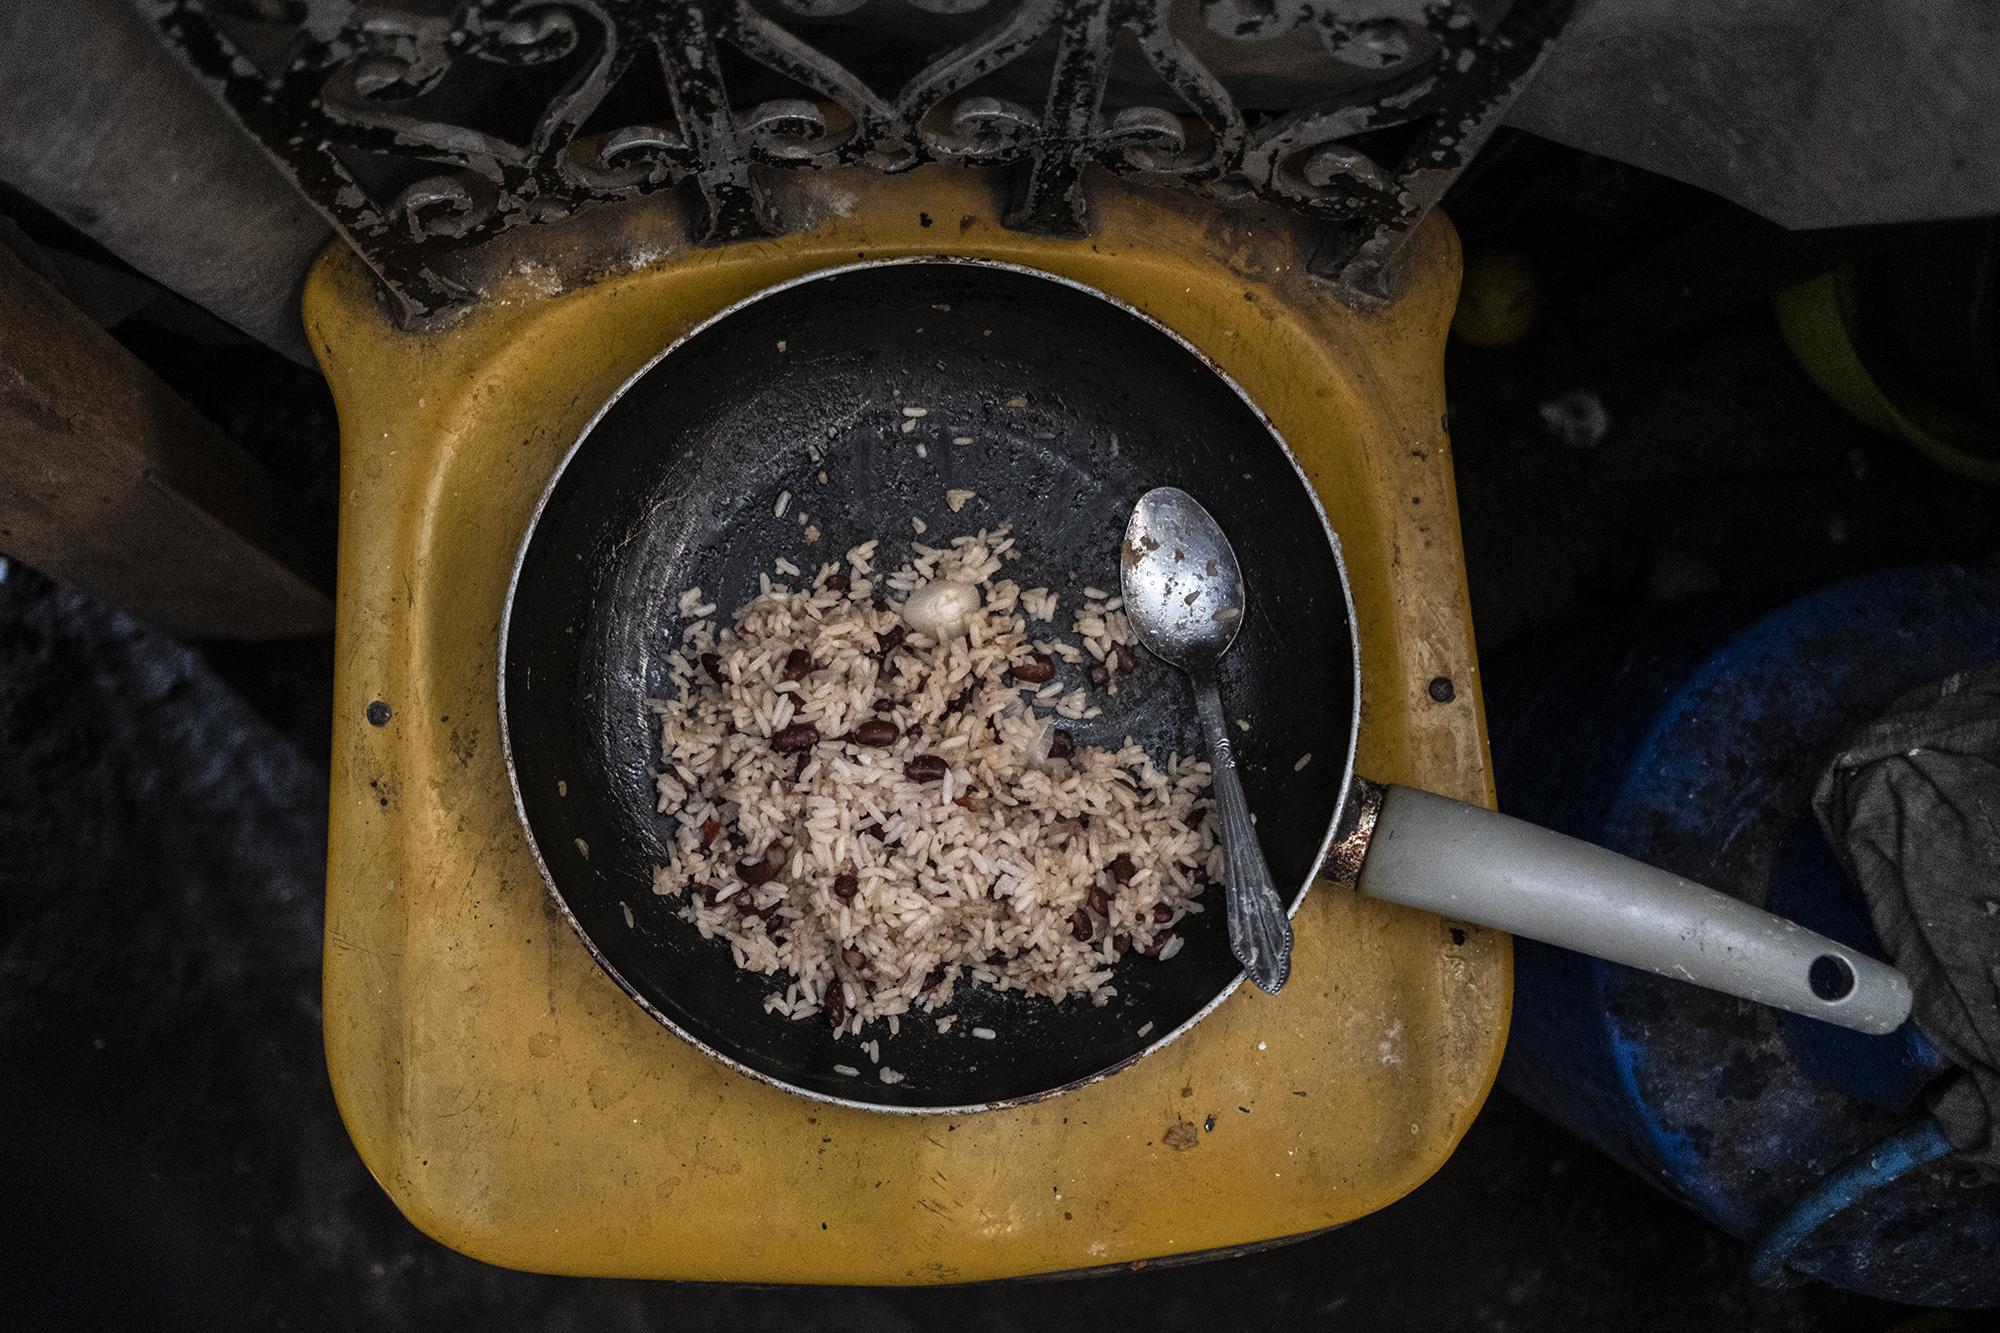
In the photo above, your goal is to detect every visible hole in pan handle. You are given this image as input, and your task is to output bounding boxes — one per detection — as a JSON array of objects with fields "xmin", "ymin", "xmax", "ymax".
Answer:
[{"xmin": 1336, "ymin": 780, "xmax": 1914, "ymax": 1036}]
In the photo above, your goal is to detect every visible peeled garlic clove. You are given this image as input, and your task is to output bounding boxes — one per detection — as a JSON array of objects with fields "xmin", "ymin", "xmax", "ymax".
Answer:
[{"xmin": 901, "ymin": 578, "xmax": 981, "ymax": 639}]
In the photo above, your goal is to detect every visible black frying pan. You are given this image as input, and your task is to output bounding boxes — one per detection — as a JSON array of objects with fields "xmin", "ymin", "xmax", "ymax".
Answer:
[
  {"xmin": 501, "ymin": 260, "xmax": 1353, "ymax": 1112},
  {"xmin": 503, "ymin": 259, "xmax": 1912, "ymax": 1116}
]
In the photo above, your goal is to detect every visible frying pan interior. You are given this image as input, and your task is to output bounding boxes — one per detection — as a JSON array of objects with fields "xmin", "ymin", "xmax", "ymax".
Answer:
[{"xmin": 503, "ymin": 260, "xmax": 1353, "ymax": 1110}]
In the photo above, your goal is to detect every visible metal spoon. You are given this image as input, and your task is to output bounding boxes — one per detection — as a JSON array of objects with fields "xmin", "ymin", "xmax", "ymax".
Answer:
[{"xmin": 1121, "ymin": 486, "xmax": 1291, "ymax": 994}]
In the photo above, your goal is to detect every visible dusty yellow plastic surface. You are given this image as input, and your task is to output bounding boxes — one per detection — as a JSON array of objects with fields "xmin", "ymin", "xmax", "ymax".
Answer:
[{"xmin": 312, "ymin": 168, "xmax": 1507, "ymax": 1283}]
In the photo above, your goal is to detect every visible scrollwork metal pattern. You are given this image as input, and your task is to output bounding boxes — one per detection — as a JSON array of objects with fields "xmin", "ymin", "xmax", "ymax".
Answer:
[{"xmin": 138, "ymin": 0, "xmax": 1572, "ymax": 315}]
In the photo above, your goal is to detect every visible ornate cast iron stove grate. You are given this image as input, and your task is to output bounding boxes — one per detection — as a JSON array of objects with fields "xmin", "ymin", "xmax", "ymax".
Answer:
[{"xmin": 139, "ymin": 0, "xmax": 1571, "ymax": 316}]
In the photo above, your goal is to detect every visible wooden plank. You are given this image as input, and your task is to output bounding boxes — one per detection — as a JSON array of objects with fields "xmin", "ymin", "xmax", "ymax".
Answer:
[{"xmin": 0, "ymin": 242, "xmax": 332, "ymax": 638}]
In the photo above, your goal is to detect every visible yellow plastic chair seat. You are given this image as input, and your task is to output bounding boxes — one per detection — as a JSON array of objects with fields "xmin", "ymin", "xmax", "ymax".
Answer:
[{"xmin": 313, "ymin": 169, "xmax": 1507, "ymax": 1282}]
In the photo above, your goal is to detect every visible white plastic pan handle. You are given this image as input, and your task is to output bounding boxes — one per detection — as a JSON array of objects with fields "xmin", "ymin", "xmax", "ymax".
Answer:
[{"xmin": 1351, "ymin": 784, "xmax": 1914, "ymax": 1036}]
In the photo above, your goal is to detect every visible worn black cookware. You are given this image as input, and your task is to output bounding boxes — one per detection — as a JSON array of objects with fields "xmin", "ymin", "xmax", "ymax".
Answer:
[{"xmin": 503, "ymin": 259, "xmax": 1912, "ymax": 1115}]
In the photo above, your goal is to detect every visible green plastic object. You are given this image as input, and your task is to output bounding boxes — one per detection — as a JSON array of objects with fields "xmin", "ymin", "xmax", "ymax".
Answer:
[{"xmin": 1775, "ymin": 270, "xmax": 2000, "ymax": 487}]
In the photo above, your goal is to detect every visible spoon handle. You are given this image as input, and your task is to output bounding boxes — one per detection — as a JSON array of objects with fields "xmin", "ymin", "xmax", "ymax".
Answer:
[{"xmin": 1193, "ymin": 675, "xmax": 1292, "ymax": 994}]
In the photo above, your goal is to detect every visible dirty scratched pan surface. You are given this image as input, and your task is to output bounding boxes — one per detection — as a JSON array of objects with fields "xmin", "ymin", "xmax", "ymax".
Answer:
[{"xmin": 502, "ymin": 260, "xmax": 1354, "ymax": 1111}]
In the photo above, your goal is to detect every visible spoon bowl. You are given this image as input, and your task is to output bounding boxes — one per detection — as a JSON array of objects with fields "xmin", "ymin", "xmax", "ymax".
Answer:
[{"xmin": 1121, "ymin": 486, "xmax": 1250, "ymax": 669}]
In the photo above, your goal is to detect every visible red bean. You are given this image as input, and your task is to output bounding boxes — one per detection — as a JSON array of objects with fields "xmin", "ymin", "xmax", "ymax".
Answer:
[
  {"xmin": 842, "ymin": 946, "xmax": 866, "ymax": 971},
  {"xmin": 1068, "ymin": 908, "xmax": 1094, "ymax": 941},
  {"xmin": 1112, "ymin": 933, "xmax": 1131, "ymax": 955},
  {"xmin": 701, "ymin": 652, "xmax": 726, "ymax": 684},
  {"xmin": 824, "ymin": 985, "xmax": 847, "ymax": 1027},
  {"xmin": 737, "ymin": 846, "xmax": 785, "ymax": 885},
  {"xmin": 1087, "ymin": 886, "xmax": 1110, "ymax": 916},
  {"xmin": 1048, "ymin": 729, "xmax": 1075, "ymax": 760},
  {"xmin": 1088, "ymin": 662, "xmax": 1110, "ymax": 686},
  {"xmin": 694, "ymin": 882, "xmax": 721, "ymax": 905},
  {"xmin": 875, "ymin": 625, "xmax": 906, "ymax": 657},
  {"xmin": 782, "ymin": 647, "xmax": 816, "ymax": 681},
  {"xmin": 951, "ymin": 793, "xmax": 976, "ymax": 810},
  {"xmin": 825, "ymin": 573, "xmax": 850, "ymax": 592},
  {"xmin": 1011, "ymin": 653, "xmax": 1055, "ymax": 683},
  {"xmin": 1113, "ymin": 643, "xmax": 1137, "ymax": 674},
  {"xmin": 772, "ymin": 722, "xmax": 819, "ymax": 753},
  {"xmin": 871, "ymin": 698, "xmax": 896, "ymax": 714},
  {"xmin": 1139, "ymin": 931, "xmax": 1175, "ymax": 957},
  {"xmin": 851, "ymin": 718, "xmax": 899, "ymax": 747},
  {"xmin": 1109, "ymin": 853, "xmax": 1136, "ymax": 884},
  {"xmin": 1152, "ymin": 903, "xmax": 1174, "ymax": 924},
  {"xmin": 904, "ymin": 754, "xmax": 948, "ymax": 782},
  {"xmin": 699, "ymin": 818, "xmax": 722, "ymax": 847},
  {"xmin": 832, "ymin": 872, "xmax": 859, "ymax": 900}
]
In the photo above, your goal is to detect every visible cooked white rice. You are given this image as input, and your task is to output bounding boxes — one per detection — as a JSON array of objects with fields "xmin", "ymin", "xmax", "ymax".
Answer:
[
  {"xmin": 649, "ymin": 524, "xmax": 1217, "ymax": 1039},
  {"xmin": 1021, "ymin": 587, "xmax": 1058, "ymax": 622}
]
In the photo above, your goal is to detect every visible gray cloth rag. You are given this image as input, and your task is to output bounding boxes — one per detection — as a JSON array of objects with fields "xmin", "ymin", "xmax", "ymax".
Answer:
[{"xmin": 1816, "ymin": 665, "xmax": 2000, "ymax": 1172}]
